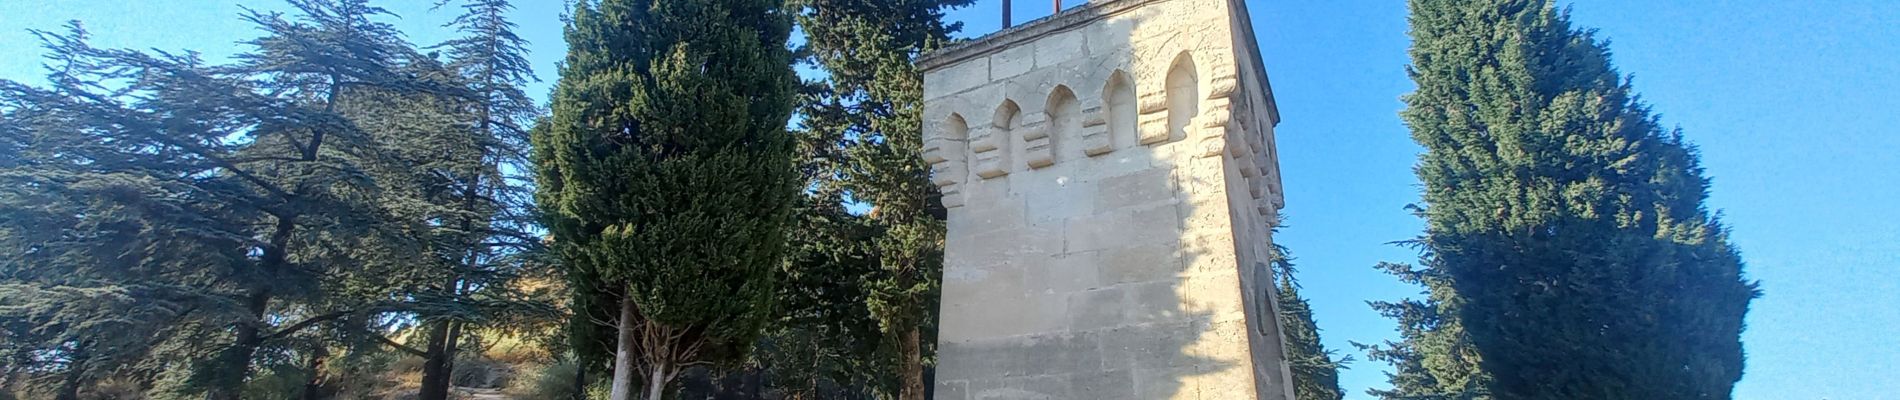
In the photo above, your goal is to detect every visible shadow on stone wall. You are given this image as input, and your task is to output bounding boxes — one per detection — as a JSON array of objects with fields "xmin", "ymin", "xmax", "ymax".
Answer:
[{"xmin": 926, "ymin": 1, "xmax": 1274, "ymax": 397}]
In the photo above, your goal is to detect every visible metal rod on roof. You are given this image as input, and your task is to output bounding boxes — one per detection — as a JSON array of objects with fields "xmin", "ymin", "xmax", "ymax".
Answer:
[
  {"xmin": 1055, "ymin": 0, "xmax": 1062, "ymax": 12},
  {"xmin": 1003, "ymin": 0, "xmax": 1013, "ymax": 27}
]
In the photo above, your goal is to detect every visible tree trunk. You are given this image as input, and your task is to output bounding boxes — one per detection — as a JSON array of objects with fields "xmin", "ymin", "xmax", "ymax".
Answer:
[
  {"xmin": 644, "ymin": 363, "xmax": 669, "ymax": 400},
  {"xmin": 573, "ymin": 358, "xmax": 588, "ymax": 400},
  {"xmin": 609, "ymin": 297, "xmax": 637, "ymax": 400},
  {"xmin": 207, "ymin": 211, "xmax": 299, "ymax": 400},
  {"xmin": 206, "ymin": 287, "xmax": 272, "ymax": 400},
  {"xmin": 419, "ymin": 319, "xmax": 454, "ymax": 400},
  {"xmin": 898, "ymin": 327, "xmax": 925, "ymax": 400},
  {"xmin": 300, "ymin": 346, "xmax": 329, "ymax": 400}
]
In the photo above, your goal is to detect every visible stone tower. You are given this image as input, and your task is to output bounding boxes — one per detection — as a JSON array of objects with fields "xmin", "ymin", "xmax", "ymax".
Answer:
[{"xmin": 920, "ymin": 0, "xmax": 1291, "ymax": 399}]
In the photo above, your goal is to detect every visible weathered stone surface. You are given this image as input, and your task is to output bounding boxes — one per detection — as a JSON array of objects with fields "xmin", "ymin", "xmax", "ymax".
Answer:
[
  {"xmin": 922, "ymin": 0, "xmax": 1291, "ymax": 398},
  {"xmin": 1064, "ymin": 205, "xmax": 1180, "ymax": 253},
  {"xmin": 1094, "ymin": 167, "xmax": 1178, "ymax": 210},
  {"xmin": 1036, "ymin": 30, "xmax": 1089, "ymax": 68},
  {"xmin": 1023, "ymin": 177, "xmax": 1097, "ymax": 224},
  {"xmin": 1138, "ymin": 110, "xmax": 1171, "ymax": 145},
  {"xmin": 1097, "ymin": 245, "xmax": 1183, "ymax": 285},
  {"xmin": 938, "ymin": 380, "xmax": 971, "ymax": 400},
  {"xmin": 1065, "ymin": 287, "xmax": 1127, "ymax": 331},
  {"xmin": 1024, "ymin": 253, "xmax": 1102, "ymax": 294},
  {"xmin": 992, "ymin": 44, "xmax": 1038, "ymax": 80},
  {"xmin": 1081, "ymin": 123, "xmax": 1114, "ymax": 156},
  {"xmin": 926, "ymin": 56, "xmax": 990, "ymax": 100}
]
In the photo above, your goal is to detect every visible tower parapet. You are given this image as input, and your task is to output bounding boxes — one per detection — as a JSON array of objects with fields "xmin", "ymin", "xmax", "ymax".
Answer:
[{"xmin": 922, "ymin": 0, "xmax": 1293, "ymax": 399}]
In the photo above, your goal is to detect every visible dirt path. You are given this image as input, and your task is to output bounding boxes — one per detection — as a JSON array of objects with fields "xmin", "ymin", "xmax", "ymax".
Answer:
[{"xmin": 456, "ymin": 387, "xmax": 508, "ymax": 400}]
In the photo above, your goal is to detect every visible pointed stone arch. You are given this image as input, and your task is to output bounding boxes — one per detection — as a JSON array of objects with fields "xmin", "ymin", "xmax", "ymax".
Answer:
[
  {"xmin": 926, "ymin": 113, "xmax": 971, "ymax": 208},
  {"xmin": 1159, "ymin": 51, "xmax": 1200, "ymax": 145},
  {"xmin": 1091, "ymin": 70, "xmax": 1137, "ymax": 156},
  {"xmin": 973, "ymin": 100, "xmax": 1019, "ymax": 179},
  {"xmin": 1038, "ymin": 85, "xmax": 1080, "ymax": 165}
]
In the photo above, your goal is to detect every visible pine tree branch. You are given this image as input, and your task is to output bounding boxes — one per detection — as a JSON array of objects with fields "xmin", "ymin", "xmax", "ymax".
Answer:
[
  {"xmin": 262, "ymin": 310, "xmax": 354, "ymax": 341},
  {"xmin": 60, "ymin": 85, "xmax": 297, "ymax": 201},
  {"xmin": 366, "ymin": 331, "xmax": 428, "ymax": 356}
]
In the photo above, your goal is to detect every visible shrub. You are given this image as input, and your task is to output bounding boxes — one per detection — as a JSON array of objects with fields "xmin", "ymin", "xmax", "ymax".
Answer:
[{"xmin": 502, "ymin": 357, "xmax": 589, "ymax": 400}]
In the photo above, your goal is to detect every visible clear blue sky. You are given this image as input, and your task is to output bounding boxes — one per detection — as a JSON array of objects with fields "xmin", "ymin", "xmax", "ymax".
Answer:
[{"xmin": 3, "ymin": 1, "xmax": 1896, "ymax": 399}]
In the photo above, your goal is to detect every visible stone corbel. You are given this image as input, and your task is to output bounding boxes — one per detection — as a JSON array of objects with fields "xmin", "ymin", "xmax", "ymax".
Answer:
[
  {"xmin": 1137, "ymin": 88, "xmax": 1170, "ymax": 115},
  {"xmin": 1260, "ymin": 198, "xmax": 1280, "ymax": 225},
  {"xmin": 1207, "ymin": 72, "xmax": 1239, "ymax": 100},
  {"xmin": 922, "ymin": 137, "xmax": 951, "ymax": 164},
  {"xmin": 1019, "ymin": 115, "xmax": 1054, "ymax": 169},
  {"xmin": 1236, "ymin": 149, "xmax": 1259, "ymax": 178},
  {"xmin": 931, "ymin": 160, "xmax": 966, "ymax": 188},
  {"xmin": 922, "ymin": 118, "xmax": 970, "ymax": 208},
  {"xmin": 1138, "ymin": 110, "xmax": 1170, "ymax": 145},
  {"xmin": 940, "ymin": 182, "xmax": 966, "ymax": 209},
  {"xmin": 1079, "ymin": 100, "xmax": 1113, "ymax": 156},
  {"xmin": 1079, "ymin": 98, "xmax": 1107, "ymax": 127},
  {"xmin": 1194, "ymin": 96, "xmax": 1235, "ymax": 158},
  {"xmin": 1252, "ymin": 154, "xmax": 1273, "ymax": 183},
  {"xmin": 923, "ymin": 146, "xmax": 968, "ymax": 210},
  {"xmin": 1234, "ymin": 98, "xmax": 1267, "ymax": 157},
  {"xmin": 1232, "ymin": 110, "xmax": 1256, "ymax": 163},
  {"xmin": 968, "ymin": 125, "xmax": 1010, "ymax": 179},
  {"xmin": 1135, "ymin": 64, "xmax": 1170, "ymax": 113},
  {"xmin": 973, "ymin": 149, "xmax": 1009, "ymax": 179},
  {"xmin": 1246, "ymin": 117, "xmax": 1268, "ymax": 158},
  {"xmin": 968, "ymin": 125, "xmax": 999, "ymax": 153},
  {"xmin": 1266, "ymin": 171, "xmax": 1285, "ymax": 210},
  {"xmin": 1200, "ymin": 43, "xmax": 1240, "ymax": 97}
]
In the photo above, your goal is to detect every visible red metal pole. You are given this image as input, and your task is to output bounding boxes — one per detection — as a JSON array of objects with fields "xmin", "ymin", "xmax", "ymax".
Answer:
[{"xmin": 1055, "ymin": 0, "xmax": 1063, "ymax": 12}]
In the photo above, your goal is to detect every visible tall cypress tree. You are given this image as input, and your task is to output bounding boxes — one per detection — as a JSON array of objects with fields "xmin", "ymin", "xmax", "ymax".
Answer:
[
  {"xmin": 1360, "ymin": 259, "xmax": 1490, "ymax": 400},
  {"xmin": 792, "ymin": 0, "xmax": 971, "ymax": 397},
  {"xmin": 1376, "ymin": 0, "xmax": 1760, "ymax": 398},
  {"xmin": 1271, "ymin": 242, "xmax": 1347, "ymax": 400},
  {"xmin": 534, "ymin": 0, "xmax": 797, "ymax": 399}
]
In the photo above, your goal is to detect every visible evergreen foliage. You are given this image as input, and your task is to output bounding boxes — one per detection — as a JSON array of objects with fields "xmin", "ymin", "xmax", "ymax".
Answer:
[
  {"xmin": 1368, "ymin": 0, "xmax": 1759, "ymax": 398},
  {"xmin": 534, "ymin": 0, "xmax": 798, "ymax": 398},
  {"xmin": 751, "ymin": 185, "xmax": 891, "ymax": 398},
  {"xmin": 0, "ymin": 1, "xmax": 555, "ymax": 398},
  {"xmin": 790, "ymin": 0, "xmax": 971, "ymax": 397},
  {"xmin": 407, "ymin": 1, "xmax": 548, "ymax": 398},
  {"xmin": 1359, "ymin": 259, "xmax": 1490, "ymax": 400},
  {"xmin": 1270, "ymin": 243, "xmax": 1347, "ymax": 400}
]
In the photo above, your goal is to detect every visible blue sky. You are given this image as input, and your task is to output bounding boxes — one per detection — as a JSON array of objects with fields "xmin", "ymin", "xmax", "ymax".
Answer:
[{"xmin": 3, "ymin": 0, "xmax": 1896, "ymax": 399}]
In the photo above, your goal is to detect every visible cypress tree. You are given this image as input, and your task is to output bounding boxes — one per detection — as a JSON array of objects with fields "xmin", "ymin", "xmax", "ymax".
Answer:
[
  {"xmin": 1376, "ymin": 0, "xmax": 1760, "ymax": 398},
  {"xmin": 792, "ymin": 0, "xmax": 971, "ymax": 397},
  {"xmin": 1359, "ymin": 259, "xmax": 1490, "ymax": 400},
  {"xmin": 534, "ymin": 0, "xmax": 798, "ymax": 399},
  {"xmin": 752, "ymin": 187, "xmax": 889, "ymax": 398},
  {"xmin": 1270, "ymin": 243, "xmax": 1347, "ymax": 400}
]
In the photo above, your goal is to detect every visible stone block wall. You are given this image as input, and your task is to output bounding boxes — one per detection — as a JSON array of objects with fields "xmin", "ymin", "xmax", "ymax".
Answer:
[{"xmin": 921, "ymin": 0, "xmax": 1290, "ymax": 399}]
